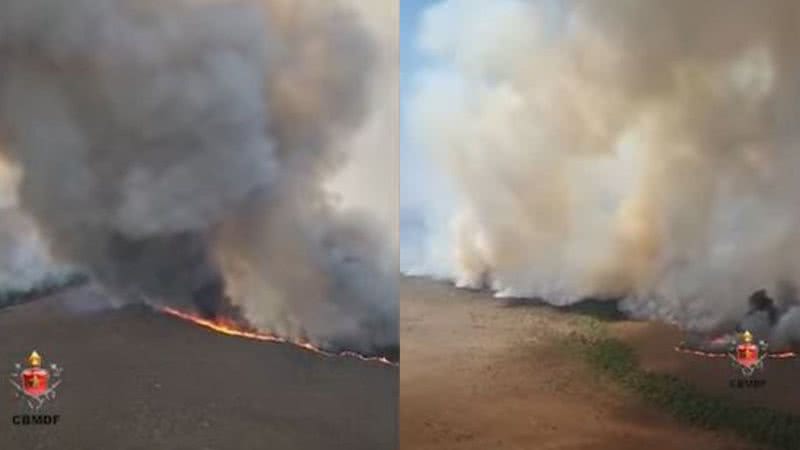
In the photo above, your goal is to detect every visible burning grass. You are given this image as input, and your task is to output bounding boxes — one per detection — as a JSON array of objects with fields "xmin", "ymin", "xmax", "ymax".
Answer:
[
  {"xmin": 160, "ymin": 306, "xmax": 397, "ymax": 366},
  {"xmin": 675, "ymin": 342, "xmax": 797, "ymax": 360},
  {"xmin": 567, "ymin": 318, "xmax": 800, "ymax": 450}
]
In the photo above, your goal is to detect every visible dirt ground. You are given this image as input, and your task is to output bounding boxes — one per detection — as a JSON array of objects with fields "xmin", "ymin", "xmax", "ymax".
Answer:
[
  {"xmin": 0, "ymin": 285, "xmax": 397, "ymax": 450},
  {"xmin": 400, "ymin": 276, "xmax": 782, "ymax": 450},
  {"xmin": 609, "ymin": 320, "xmax": 800, "ymax": 417}
]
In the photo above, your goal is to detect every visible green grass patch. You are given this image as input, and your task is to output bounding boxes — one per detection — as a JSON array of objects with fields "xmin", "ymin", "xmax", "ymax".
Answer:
[{"xmin": 568, "ymin": 319, "xmax": 800, "ymax": 450}]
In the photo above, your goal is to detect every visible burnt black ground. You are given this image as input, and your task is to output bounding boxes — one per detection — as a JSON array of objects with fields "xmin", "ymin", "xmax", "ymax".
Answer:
[{"xmin": 0, "ymin": 285, "xmax": 397, "ymax": 450}]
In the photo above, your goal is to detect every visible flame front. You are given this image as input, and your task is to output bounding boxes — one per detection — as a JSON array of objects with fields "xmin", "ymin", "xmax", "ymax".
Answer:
[
  {"xmin": 159, "ymin": 307, "xmax": 396, "ymax": 366},
  {"xmin": 674, "ymin": 343, "xmax": 797, "ymax": 359}
]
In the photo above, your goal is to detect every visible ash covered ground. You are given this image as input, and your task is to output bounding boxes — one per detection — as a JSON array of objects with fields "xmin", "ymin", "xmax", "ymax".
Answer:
[{"xmin": 0, "ymin": 284, "xmax": 397, "ymax": 450}]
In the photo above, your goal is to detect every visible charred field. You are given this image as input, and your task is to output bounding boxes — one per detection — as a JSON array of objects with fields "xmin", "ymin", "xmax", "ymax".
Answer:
[{"xmin": 0, "ymin": 284, "xmax": 398, "ymax": 450}]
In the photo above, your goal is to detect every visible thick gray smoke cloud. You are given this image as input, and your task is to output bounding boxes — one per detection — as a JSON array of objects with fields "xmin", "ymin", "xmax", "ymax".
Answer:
[
  {"xmin": 0, "ymin": 0, "xmax": 397, "ymax": 353},
  {"xmin": 404, "ymin": 0, "xmax": 800, "ymax": 345},
  {"xmin": 0, "ymin": 151, "xmax": 76, "ymax": 301}
]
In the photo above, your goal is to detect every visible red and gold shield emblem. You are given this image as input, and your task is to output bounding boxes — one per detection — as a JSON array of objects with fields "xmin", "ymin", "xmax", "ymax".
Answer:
[
  {"xmin": 9, "ymin": 350, "xmax": 63, "ymax": 411},
  {"xmin": 21, "ymin": 367, "xmax": 50, "ymax": 397},
  {"xmin": 736, "ymin": 342, "xmax": 759, "ymax": 368}
]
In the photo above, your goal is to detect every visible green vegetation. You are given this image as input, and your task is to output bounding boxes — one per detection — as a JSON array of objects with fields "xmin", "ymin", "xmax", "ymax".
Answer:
[
  {"xmin": 0, "ymin": 272, "xmax": 88, "ymax": 308},
  {"xmin": 568, "ymin": 318, "xmax": 800, "ymax": 450}
]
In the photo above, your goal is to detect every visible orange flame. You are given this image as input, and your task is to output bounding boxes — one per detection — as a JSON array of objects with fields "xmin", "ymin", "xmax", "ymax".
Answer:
[
  {"xmin": 159, "ymin": 306, "xmax": 397, "ymax": 366},
  {"xmin": 674, "ymin": 344, "xmax": 797, "ymax": 359}
]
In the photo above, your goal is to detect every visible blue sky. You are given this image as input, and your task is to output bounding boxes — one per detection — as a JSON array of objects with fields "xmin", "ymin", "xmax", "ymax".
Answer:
[
  {"xmin": 400, "ymin": 0, "xmax": 430, "ymax": 84},
  {"xmin": 399, "ymin": 0, "xmax": 565, "ymax": 216},
  {"xmin": 400, "ymin": 0, "xmax": 432, "ymax": 109},
  {"xmin": 399, "ymin": 0, "xmax": 437, "ymax": 213}
]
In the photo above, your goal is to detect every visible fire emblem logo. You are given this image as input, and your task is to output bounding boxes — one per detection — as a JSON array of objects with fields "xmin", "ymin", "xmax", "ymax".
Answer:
[
  {"xmin": 728, "ymin": 330, "xmax": 768, "ymax": 377},
  {"xmin": 9, "ymin": 350, "xmax": 64, "ymax": 411}
]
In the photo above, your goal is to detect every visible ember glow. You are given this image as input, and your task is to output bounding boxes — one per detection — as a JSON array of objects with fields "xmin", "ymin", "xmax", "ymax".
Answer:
[
  {"xmin": 674, "ymin": 342, "xmax": 798, "ymax": 360},
  {"xmin": 159, "ymin": 307, "xmax": 397, "ymax": 367}
]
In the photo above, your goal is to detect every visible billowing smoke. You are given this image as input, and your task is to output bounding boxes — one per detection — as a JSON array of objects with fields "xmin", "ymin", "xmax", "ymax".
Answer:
[
  {"xmin": 0, "ymin": 0, "xmax": 397, "ymax": 354},
  {"xmin": 403, "ymin": 0, "xmax": 800, "ymax": 345},
  {"xmin": 0, "ymin": 153, "xmax": 77, "ymax": 301}
]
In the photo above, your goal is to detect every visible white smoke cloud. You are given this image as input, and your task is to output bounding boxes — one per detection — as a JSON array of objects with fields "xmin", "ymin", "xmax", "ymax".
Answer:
[
  {"xmin": 0, "ymin": 152, "xmax": 75, "ymax": 297},
  {"xmin": 329, "ymin": 0, "xmax": 399, "ymax": 254},
  {"xmin": 404, "ymin": 0, "xmax": 800, "ymax": 340},
  {"xmin": 0, "ymin": 0, "xmax": 397, "ymax": 353}
]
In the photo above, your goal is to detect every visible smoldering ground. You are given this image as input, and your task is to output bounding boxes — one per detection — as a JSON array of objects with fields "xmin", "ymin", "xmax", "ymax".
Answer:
[
  {"xmin": 402, "ymin": 0, "xmax": 800, "ymax": 347},
  {"xmin": 0, "ymin": 0, "xmax": 397, "ymax": 355}
]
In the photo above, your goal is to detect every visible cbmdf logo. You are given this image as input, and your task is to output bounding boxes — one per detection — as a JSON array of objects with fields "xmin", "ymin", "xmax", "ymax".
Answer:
[
  {"xmin": 728, "ymin": 330, "xmax": 768, "ymax": 376},
  {"xmin": 9, "ymin": 350, "xmax": 63, "ymax": 425}
]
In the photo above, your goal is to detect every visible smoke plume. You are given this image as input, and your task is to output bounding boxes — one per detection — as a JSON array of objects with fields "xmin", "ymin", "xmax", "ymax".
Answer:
[
  {"xmin": 404, "ymin": 0, "xmax": 800, "ymax": 344},
  {"xmin": 0, "ymin": 0, "xmax": 397, "ymax": 353}
]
